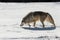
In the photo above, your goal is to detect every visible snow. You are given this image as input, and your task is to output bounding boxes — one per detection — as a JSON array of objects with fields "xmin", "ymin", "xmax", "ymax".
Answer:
[{"xmin": 0, "ymin": 2, "xmax": 60, "ymax": 40}]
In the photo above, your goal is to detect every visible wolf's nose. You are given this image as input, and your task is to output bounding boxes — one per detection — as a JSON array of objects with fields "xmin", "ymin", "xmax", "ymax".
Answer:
[
  {"xmin": 20, "ymin": 24, "xmax": 22, "ymax": 26},
  {"xmin": 20, "ymin": 24, "xmax": 23, "ymax": 26}
]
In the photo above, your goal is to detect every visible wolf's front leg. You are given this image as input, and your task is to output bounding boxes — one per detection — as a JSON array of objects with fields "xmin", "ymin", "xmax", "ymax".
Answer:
[
  {"xmin": 33, "ymin": 21, "xmax": 36, "ymax": 28},
  {"xmin": 28, "ymin": 23, "xmax": 31, "ymax": 28}
]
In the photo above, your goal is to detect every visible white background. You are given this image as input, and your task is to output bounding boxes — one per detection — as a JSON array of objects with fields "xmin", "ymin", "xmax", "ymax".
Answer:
[{"xmin": 0, "ymin": 2, "xmax": 60, "ymax": 40}]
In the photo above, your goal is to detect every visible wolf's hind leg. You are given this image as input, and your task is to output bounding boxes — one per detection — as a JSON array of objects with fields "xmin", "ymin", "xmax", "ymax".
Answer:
[
  {"xmin": 40, "ymin": 17, "xmax": 45, "ymax": 28},
  {"xmin": 46, "ymin": 16, "xmax": 56, "ymax": 27},
  {"xmin": 40, "ymin": 19, "xmax": 45, "ymax": 28},
  {"xmin": 49, "ymin": 20, "xmax": 56, "ymax": 27}
]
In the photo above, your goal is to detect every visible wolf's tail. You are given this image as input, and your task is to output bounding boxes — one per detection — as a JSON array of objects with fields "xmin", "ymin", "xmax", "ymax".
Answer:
[{"xmin": 46, "ymin": 13, "xmax": 56, "ymax": 27}]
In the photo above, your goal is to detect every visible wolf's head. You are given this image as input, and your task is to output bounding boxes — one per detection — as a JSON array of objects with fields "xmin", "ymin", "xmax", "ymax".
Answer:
[
  {"xmin": 20, "ymin": 19, "xmax": 25, "ymax": 26},
  {"xmin": 20, "ymin": 18, "xmax": 27, "ymax": 26},
  {"xmin": 20, "ymin": 12, "xmax": 32, "ymax": 26}
]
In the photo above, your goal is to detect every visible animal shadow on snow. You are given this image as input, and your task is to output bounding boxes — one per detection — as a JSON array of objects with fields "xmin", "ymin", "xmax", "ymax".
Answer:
[{"xmin": 21, "ymin": 25, "xmax": 56, "ymax": 30}]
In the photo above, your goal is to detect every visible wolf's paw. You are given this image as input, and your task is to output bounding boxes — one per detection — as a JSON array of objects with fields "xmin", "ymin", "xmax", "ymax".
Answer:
[{"xmin": 34, "ymin": 27, "xmax": 38, "ymax": 28}]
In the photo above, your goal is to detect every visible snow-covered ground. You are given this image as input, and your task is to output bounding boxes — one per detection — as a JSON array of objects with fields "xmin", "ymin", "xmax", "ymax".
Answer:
[{"xmin": 0, "ymin": 2, "xmax": 60, "ymax": 40}]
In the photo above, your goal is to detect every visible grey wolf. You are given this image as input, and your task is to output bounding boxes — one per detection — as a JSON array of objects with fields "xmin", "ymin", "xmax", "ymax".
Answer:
[{"xmin": 20, "ymin": 11, "xmax": 56, "ymax": 28}]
